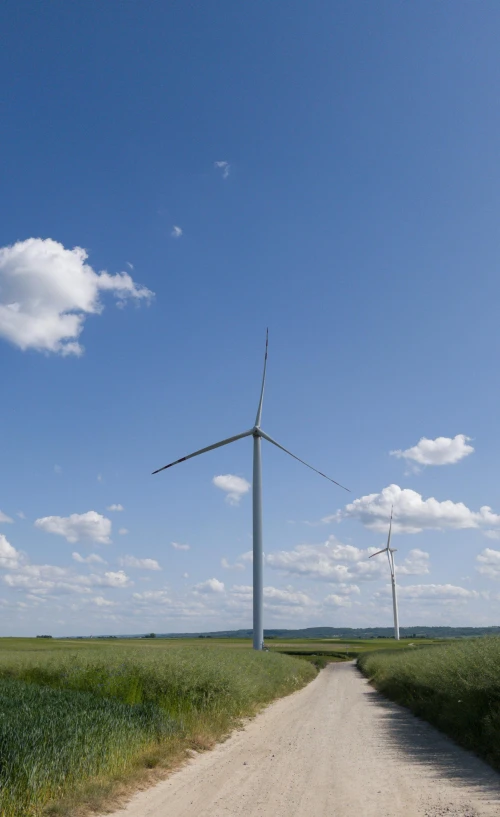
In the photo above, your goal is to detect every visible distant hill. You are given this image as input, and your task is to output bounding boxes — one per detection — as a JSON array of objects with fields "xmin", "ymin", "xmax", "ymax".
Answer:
[{"xmin": 64, "ymin": 625, "xmax": 500, "ymax": 640}]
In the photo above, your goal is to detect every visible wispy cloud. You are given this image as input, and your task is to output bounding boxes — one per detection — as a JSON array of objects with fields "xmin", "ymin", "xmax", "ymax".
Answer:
[
  {"xmin": 171, "ymin": 226, "xmax": 183, "ymax": 239},
  {"xmin": 172, "ymin": 542, "xmax": 190, "ymax": 551},
  {"xmin": 214, "ymin": 161, "xmax": 230, "ymax": 179},
  {"xmin": 72, "ymin": 552, "xmax": 107, "ymax": 565},
  {"xmin": 221, "ymin": 557, "xmax": 245, "ymax": 571},
  {"xmin": 119, "ymin": 555, "xmax": 161, "ymax": 571},
  {"xmin": 107, "ymin": 504, "xmax": 124, "ymax": 512},
  {"xmin": 0, "ymin": 511, "xmax": 13, "ymax": 524}
]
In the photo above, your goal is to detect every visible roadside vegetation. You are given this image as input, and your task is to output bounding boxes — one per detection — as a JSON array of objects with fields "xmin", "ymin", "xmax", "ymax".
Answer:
[
  {"xmin": 358, "ymin": 636, "xmax": 500, "ymax": 771},
  {"xmin": 0, "ymin": 640, "xmax": 315, "ymax": 817}
]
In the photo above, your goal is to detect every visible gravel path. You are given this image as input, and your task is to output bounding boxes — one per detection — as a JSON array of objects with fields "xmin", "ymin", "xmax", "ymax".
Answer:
[{"xmin": 103, "ymin": 661, "xmax": 500, "ymax": 817}]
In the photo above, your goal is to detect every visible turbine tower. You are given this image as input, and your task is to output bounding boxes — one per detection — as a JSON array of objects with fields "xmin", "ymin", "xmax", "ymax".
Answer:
[
  {"xmin": 152, "ymin": 331, "xmax": 349, "ymax": 650},
  {"xmin": 369, "ymin": 506, "xmax": 400, "ymax": 640}
]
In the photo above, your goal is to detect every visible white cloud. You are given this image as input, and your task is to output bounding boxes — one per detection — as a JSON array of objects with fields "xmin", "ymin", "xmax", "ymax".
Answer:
[
  {"xmin": 398, "ymin": 549, "xmax": 430, "ymax": 575},
  {"xmin": 0, "ymin": 238, "xmax": 154, "ymax": 356},
  {"xmin": 91, "ymin": 596, "xmax": 117, "ymax": 607},
  {"xmin": 0, "ymin": 511, "xmax": 13, "ymax": 524},
  {"xmin": 0, "ymin": 535, "xmax": 21, "ymax": 568},
  {"xmin": 381, "ymin": 584, "xmax": 479, "ymax": 602},
  {"xmin": 17, "ymin": 512, "xmax": 25, "ymax": 519},
  {"xmin": 118, "ymin": 528, "xmax": 128, "ymax": 536},
  {"xmin": 72, "ymin": 552, "xmax": 106, "ymax": 565},
  {"xmin": 97, "ymin": 570, "xmax": 131, "ymax": 588},
  {"xmin": 214, "ymin": 161, "xmax": 230, "ymax": 179},
  {"xmin": 120, "ymin": 556, "xmax": 161, "ymax": 571},
  {"xmin": 476, "ymin": 548, "xmax": 500, "ymax": 579},
  {"xmin": 194, "ymin": 578, "xmax": 225, "ymax": 594},
  {"xmin": 221, "ymin": 557, "xmax": 245, "ymax": 571},
  {"xmin": 171, "ymin": 542, "xmax": 190, "ymax": 551},
  {"xmin": 35, "ymin": 511, "xmax": 112, "ymax": 544},
  {"xmin": 324, "ymin": 594, "xmax": 353, "ymax": 608},
  {"xmin": 331, "ymin": 484, "xmax": 500, "ymax": 534},
  {"xmin": 107, "ymin": 504, "xmax": 124, "ymax": 512},
  {"xmin": 171, "ymin": 226, "xmax": 183, "ymax": 238},
  {"xmin": 390, "ymin": 435, "xmax": 474, "ymax": 466},
  {"xmin": 182, "ymin": 572, "xmax": 189, "ymax": 579},
  {"xmin": 265, "ymin": 537, "xmax": 385, "ymax": 583},
  {"xmin": 213, "ymin": 474, "xmax": 251, "ymax": 506}
]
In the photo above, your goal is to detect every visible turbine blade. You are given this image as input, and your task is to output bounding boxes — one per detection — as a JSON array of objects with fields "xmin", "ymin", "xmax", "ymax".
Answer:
[
  {"xmin": 259, "ymin": 430, "xmax": 350, "ymax": 492},
  {"xmin": 255, "ymin": 328, "xmax": 269, "ymax": 427},
  {"xmin": 369, "ymin": 548, "xmax": 387, "ymax": 559},
  {"xmin": 152, "ymin": 429, "xmax": 253, "ymax": 475}
]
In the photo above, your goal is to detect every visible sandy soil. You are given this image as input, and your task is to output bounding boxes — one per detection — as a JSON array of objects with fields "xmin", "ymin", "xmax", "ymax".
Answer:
[{"xmin": 102, "ymin": 661, "xmax": 500, "ymax": 817}]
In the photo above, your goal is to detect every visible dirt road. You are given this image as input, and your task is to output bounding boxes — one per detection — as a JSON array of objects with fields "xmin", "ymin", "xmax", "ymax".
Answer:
[{"xmin": 106, "ymin": 662, "xmax": 500, "ymax": 817}]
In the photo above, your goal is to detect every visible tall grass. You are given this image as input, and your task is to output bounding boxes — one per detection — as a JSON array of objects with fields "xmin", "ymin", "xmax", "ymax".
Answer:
[
  {"xmin": 358, "ymin": 636, "xmax": 500, "ymax": 770},
  {"xmin": 0, "ymin": 644, "xmax": 315, "ymax": 816}
]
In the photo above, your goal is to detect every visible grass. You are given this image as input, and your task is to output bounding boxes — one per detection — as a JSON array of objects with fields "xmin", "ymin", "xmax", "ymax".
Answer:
[
  {"xmin": 358, "ymin": 636, "xmax": 500, "ymax": 771},
  {"xmin": 0, "ymin": 639, "xmax": 316, "ymax": 817}
]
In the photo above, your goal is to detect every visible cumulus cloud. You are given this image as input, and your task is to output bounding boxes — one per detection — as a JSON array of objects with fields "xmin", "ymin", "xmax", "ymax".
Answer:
[
  {"xmin": 214, "ymin": 161, "xmax": 230, "ymax": 179},
  {"xmin": 171, "ymin": 226, "xmax": 183, "ymax": 238},
  {"xmin": 390, "ymin": 435, "xmax": 474, "ymax": 466},
  {"xmin": 35, "ymin": 511, "xmax": 112, "ymax": 544},
  {"xmin": 96, "ymin": 570, "xmax": 131, "ymax": 588},
  {"xmin": 72, "ymin": 552, "xmax": 106, "ymax": 565},
  {"xmin": 330, "ymin": 484, "xmax": 500, "ymax": 534},
  {"xmin": 0, "ymin": 238, "xmax": 153, "ymax": 356},
  {"xmin": 194, "ymin": 578, "xmax": 225, "ymax": 594},
  {"xmin": 0, "ymin": 535, "xmax": 21, "ymax": 568},
  {"xmin": 213, "ymin": 474, "xmax": 251, "ymax": 505},
  {"xmin": 397, "ymin": 549, "xmax": 430, "ymax": 575},
  {"xmin": 107, "ymin": 504, "xmax": 124, "ymax": 512},
  {"xmin": 171, "ymin": 542, "xmax": 190, "ymax": 551},
  {"xmin": 120, "ymin": 555, "xmax": 161, "ymax": 571},
  {"xmin": 0, "ymin": 511, "xmax": 13, "ymax": 524},
  {"xmin": 476, "ymin": 548, "xmax": 500, "ymax": 579},
  {"xmin": 265, "ymin": 537, "xmax": 385, "ymax": 583}
]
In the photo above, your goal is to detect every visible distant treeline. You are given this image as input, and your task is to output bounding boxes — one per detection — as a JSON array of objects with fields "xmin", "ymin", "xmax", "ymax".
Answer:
[{"xmin": 60, "ymin": 625, "xmax": 500, "ymax": 641}]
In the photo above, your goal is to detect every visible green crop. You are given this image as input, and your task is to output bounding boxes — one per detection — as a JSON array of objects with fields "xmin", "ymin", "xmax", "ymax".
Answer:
[
  {"xmin": 0, "ymin": 641, "xmax": 315, "ymax": 816},
  {"xmin": 358, "ymin": 636, "xmax": 500, "ymax": 770}
]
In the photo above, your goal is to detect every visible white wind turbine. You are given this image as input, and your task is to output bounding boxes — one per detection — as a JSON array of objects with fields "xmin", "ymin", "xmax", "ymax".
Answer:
[
  {"xmin": 152, "ymin": 331, "xmax": 349, "ymax": 650},
  {"xmin": 369, "ymin": 506, "xmax": 400, "ymax": 640}
]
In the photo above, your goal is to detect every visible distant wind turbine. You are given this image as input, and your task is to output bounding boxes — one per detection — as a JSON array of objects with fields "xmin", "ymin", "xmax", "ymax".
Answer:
[
  {"xmin": 152, "ymin": 331, "xmax": 349, "ymax": 650},
  {"xmin": 369, "ymin": 506, "xmax": 400, "ymax": 640}
]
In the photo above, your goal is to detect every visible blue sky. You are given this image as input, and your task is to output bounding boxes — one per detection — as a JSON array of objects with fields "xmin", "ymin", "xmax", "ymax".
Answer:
[{"xmin": 1, "ymin": 2, "xmax": 500, "ymax": 636}]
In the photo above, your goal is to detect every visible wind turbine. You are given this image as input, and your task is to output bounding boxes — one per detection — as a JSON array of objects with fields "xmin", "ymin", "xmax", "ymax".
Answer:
[
  {"xmin": 152, "ymin": 331, "xmax": 349, "ymax": 650},
  {"xmin": 369, "ymin": 506, "xmax": 400, "ymax": 641}
]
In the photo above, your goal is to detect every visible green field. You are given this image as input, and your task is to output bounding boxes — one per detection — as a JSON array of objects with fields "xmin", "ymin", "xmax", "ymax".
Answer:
[
  {"xmin": 0, "ymin": 638, "xmax": 316, "ymax": 817},
  {"xmin": 358, "ymin": 636, "xmax": 500, "ymax": 771}
]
